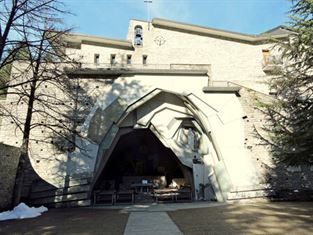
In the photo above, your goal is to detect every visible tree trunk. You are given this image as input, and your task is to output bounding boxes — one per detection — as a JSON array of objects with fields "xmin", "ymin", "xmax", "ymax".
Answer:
[
  {"xmin": 12, "ymin": 37, "xmax": 43, "ymax": 205},
  {"xmin": 12, "ymin": 76, "xmax": 37, "ymax": 205}
]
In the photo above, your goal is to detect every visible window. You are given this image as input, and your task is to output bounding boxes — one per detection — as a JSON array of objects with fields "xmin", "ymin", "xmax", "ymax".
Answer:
[
  {"xmin": 262, "ymin": 49, "xmax": 270, "ymax": 65},
  {"xmin": 142, "ymin": 55, "xmax": 147, "ymax": 65},
  {"xmin": 134, "ymin": 25, "xmax": 143, "ymax": 46},
  {"xmin": 110, "ymin": 54, "xmax": 116, "ymax": 65},
  {"xmin": 94, "ymin": 54, "xmax": 100, "ymax": 65},
  {"xmin": 127, "ymin": 55, "xmax": 132, "ymax": 64}
]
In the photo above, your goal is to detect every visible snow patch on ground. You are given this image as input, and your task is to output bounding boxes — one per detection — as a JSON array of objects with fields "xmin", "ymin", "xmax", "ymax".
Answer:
[{"xmin": 0, "ymin": 203, "xmax": 48, "ymax": 221}]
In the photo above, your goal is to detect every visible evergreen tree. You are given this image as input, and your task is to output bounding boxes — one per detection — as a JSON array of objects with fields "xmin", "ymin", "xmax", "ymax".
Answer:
[
  {"xmin": 262, "ymin": 0, "xmax": 313, "ymax": 165},
  {"xmin": 0, "ymin": 63, "xmax": 11, "ymax": 96}
]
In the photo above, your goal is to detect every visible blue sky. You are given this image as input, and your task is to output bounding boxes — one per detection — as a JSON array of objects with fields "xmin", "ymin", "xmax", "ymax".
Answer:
[{"xmin": 64, "ymin": 0, "xmax": 292, "ymax": 39}]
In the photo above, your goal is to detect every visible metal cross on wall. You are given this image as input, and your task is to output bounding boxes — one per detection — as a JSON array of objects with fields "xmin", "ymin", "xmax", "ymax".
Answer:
[{"xmin": 154, "ymin": 36, "xmax": 166, "ymax": 46}]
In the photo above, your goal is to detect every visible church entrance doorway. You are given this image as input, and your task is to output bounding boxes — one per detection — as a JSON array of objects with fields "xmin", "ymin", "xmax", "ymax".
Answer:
[{"xmin": 93, "ymin": 129, "xmax": 193, "ymax": 204}]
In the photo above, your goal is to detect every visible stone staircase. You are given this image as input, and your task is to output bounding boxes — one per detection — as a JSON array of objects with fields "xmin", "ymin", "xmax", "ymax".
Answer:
[{"xmin": 29, "ymin": 176, "xmax": 91, "ymax": 208}]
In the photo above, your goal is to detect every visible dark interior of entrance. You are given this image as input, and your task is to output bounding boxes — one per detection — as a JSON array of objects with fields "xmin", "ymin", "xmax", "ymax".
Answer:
[{"xmin": 94, "ymin": 129, "xmax": 193, "ymax": 204}]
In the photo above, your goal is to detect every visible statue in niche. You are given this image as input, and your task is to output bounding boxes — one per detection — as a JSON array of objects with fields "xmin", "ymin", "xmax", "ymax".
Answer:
[
  {"xmin": 187, "ymin": 128, "xmax": 201, "ymax": 151},
  {"xmin": 177, "ymin": 125, "xmax": 202, "ymax": 152}
]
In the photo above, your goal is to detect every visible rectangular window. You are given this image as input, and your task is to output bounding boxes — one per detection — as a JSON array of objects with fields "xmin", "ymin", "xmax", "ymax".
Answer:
[
  {"xmin": 127, "ymin": 55, "xmax": 132, "ymax": 64},
  {"xmin": 142, "ymin": 55, "xmax": 147, "ymax": 65},
  {"xmin": 110, "ymin": 54, "xmax": 116, "ymax": 65},
  {"xmin": 94, "ymin": 54, "xmax": 100, "ymax": 65},
  {"xmin": 262, "ymin": 49, "xmax": 270, "ymax": 64}
]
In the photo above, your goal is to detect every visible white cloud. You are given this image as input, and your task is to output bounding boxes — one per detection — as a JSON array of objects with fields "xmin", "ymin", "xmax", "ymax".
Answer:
[
  {"xmin": 150, "ymin": 0, "xmax": 191, "ymax": 21},
  {"xmin": 129, "ymin": 0, "xmax": 191, "ymax": 22}
]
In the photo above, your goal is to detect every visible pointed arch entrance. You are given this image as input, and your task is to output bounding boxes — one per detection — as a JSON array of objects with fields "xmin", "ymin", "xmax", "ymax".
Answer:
[{"xmin": 88, "ymin": 89, "xmax": 230, "ymax": 203}]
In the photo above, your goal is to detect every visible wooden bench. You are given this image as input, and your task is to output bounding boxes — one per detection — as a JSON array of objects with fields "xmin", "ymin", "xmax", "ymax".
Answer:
[
  {"xmin": 175, "ymin": 188, "xmax": 192, "ymax": 202},
  {"xmin": 115, "ymin": 190, "xmax": 135, "ymax": 204},
  {"xmin": 94, "ymin": 190, "xmax": 116, "ymax": 205}
]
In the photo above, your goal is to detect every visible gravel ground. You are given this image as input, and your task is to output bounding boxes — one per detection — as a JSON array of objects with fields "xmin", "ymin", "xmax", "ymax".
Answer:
[
  {"xmin": 0, "ymin": 208, "xmax": 129, "ymax": 235},
  {"xmin": 168, "ymin": 201, "xmax": 313, "ymax": 235}
]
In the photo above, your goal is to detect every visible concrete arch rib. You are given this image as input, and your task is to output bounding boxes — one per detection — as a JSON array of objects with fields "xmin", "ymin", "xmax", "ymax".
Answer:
[{"xmin": 90, "ymin": 88, "xmax": 231, "ymax": 201}]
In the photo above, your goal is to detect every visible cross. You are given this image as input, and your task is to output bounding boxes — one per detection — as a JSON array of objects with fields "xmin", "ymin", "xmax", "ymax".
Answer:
[{"xmin": 154, "ymin": 36, "xmax": 166, "ymax": 46}]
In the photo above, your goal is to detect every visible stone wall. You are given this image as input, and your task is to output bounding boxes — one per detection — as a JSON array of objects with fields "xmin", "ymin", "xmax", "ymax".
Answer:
[
  {"xmin": 0, "ymin": 143, "xmax": 20, "ymax": 210},
  {"xmin": 238, "ymin": 86, "xmax": 313, "ymax": 199},
  {"xmin": 0, "ymin": 18, "xmax": 278, "ymax": 191},
  {"xmin": 238, "ymin": 86, "xmax": 273, "ymax": 185},
  {"xmin": 0, "ymin": 98, "xmax": 6, "ymax": 127},
  {"xmin": 0, "ymin": 18, "xmax": 309, "ymax": 204},
  {"xmin": 67, "ymin": 19, "xmax": 275, "ymax": 84}
]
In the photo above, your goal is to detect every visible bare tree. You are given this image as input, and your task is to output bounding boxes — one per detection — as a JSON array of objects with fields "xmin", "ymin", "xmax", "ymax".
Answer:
[
  {"xmin": 0, "ymin": 0, "xmax": 68, "ymax": 91},
  {"xmin": 0, "ymin": 0, "xmax": 92, "ymax": 205}
]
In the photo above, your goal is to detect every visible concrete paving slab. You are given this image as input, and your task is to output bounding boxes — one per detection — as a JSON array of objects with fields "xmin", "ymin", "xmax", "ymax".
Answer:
[{"xmin": 124, "ymin": 212, "xmax": 182, "ymax": 235}]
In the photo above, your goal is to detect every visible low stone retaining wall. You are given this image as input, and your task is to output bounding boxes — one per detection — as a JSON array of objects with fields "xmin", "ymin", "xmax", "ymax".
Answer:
[{"xmin": 0, "ymin": 143, "xmax": 20, "ymax": 210}]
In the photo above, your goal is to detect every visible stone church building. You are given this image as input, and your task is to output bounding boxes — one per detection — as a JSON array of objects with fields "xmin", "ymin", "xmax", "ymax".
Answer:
[{"xmin": 1, "ymin": 18, "xmax": 312, "ymax": 208}]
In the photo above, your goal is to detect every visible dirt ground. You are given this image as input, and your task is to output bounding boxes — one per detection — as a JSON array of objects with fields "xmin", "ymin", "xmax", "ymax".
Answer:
[
  {"xmin": 1, "ymin": 202, "xmax": 313, "ymax": 235},
  {"xmin": 168, "ymin": 201, "xmax": 313, "ymax": 235},
  {"xmin": 0, "ymin": 208, "xmax": 129, "ymax": 235}
]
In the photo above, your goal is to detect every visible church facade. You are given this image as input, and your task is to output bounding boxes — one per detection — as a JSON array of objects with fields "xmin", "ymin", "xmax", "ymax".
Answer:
[{"xmin": 1, "ymin": 18, "xmax": 312, "ymax": 208}]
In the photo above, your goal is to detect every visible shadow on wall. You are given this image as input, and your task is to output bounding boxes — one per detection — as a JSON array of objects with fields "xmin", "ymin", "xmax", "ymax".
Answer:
[
  {"xmin": 86, "ymin": 77, "xmax": 147, "ymax": 143},
  {"xmin": 26, "ymin": 77, "xmax": 98, "ymax": 207},
  {"xmin": 29, "ymin": 76, "xmax": 147, "ymax": 207}
]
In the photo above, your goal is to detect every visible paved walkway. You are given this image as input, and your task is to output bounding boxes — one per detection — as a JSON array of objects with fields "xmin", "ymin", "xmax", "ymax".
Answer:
[{"xmin": 124, "ymin": 212, "xmax": 182, "ymax": 235}]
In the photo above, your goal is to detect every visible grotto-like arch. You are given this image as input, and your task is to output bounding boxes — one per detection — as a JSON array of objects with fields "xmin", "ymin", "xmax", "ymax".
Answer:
[{"xmin": 87, "ymin": 89, "xmax": 231, "ymax": 202}]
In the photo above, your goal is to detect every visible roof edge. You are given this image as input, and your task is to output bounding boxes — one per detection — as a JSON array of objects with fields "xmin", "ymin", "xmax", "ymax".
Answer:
[
  {"xmin": 152, "ymin": 18, "xmax": 290, "ymax": 44},
  {"xmin": 65, "ymin": 68, "xmax": 209, "ymax": 77},
  {"xmin": 202, "ymin": 86, "xmax": 241, "ymax": 93},
  {"xmin": 262, "ymin": 25, "xmax": 294, "ymax": 34},
  {"xmin": 64, "ymin": 32, "xmax": 134, "ymax": 50}
]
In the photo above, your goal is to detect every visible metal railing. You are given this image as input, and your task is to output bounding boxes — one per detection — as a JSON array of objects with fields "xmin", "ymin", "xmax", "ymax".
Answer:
[
  {"xmin": 210, "ymin": 80, "xmax": 240, "ymax": 87},
  {"xmin": 78, "ymin": 63, "xmax": 211, "ymax": 71}
]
